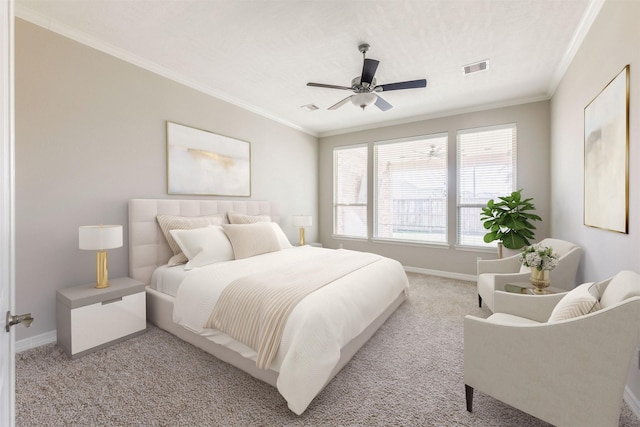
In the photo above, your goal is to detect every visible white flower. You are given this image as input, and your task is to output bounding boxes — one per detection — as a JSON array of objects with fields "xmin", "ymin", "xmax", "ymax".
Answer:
[{"xmin": 519, "ymin": 244, "xmax": 559, "ymax": 271}]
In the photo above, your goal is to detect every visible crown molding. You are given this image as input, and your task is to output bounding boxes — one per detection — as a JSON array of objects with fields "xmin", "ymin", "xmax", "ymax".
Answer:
[{"xmin": 547, "ymin": 0, "xmax": 606, "ymax": 96}]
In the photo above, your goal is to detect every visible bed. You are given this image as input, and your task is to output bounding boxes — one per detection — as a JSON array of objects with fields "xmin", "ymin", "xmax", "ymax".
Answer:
[{"xmin": 128, "ymin": 198, "xmax": 409, "ymax": 414}]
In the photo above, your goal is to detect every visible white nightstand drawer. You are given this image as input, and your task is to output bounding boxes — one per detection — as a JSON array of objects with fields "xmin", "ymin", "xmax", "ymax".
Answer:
[{"xmin": 70, "ymin": 292, "xmax": 145, "ymax": 354}]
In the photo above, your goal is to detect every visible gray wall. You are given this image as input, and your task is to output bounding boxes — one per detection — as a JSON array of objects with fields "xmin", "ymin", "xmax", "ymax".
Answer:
[
  {"xmin": 319, "ymin": 101, "xmax": 550, "ymax": 275},
  {"xmin": 15, "ymin": 19, "xmax": 318, "ymax": 340},
  {"xmin": 550, "ymin": 0, "xmax": 640, "ymax": 398},
  {"xmin": 318, "ymin": 101, "xmax": 551, "ymax": 275}
]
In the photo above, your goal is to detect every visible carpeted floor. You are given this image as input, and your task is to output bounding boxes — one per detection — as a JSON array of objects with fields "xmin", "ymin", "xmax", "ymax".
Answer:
[{"xmin": 15, "ymin": 273, "xmax": 640, "ymax": 426}]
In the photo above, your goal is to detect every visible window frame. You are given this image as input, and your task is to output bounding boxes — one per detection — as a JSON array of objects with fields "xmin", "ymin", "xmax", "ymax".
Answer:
[
  {"xmin": 455, "ymin": 123, "xmax": 517, "ymax": 249},
  {"xmin": 332, "ymin": 143, "xmax": 368, "ymax": 239},
  {"xmin": 372, "ymin": 133, "xmax": 449, "ymax": 246}
]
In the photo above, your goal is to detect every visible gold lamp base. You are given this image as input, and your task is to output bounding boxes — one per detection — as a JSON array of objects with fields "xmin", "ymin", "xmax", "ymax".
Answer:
[
  {"xmin": 95, "ymin": 250, "xmax": 110, "ymax": 289},
  {"xmin": 299, "ymin": 228, "xmax": 306, "ymax": 246}
]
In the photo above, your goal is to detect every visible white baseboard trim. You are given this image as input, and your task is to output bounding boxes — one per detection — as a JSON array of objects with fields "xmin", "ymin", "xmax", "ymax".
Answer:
[
  {"xmin": 404, "ymin": 266, "xmax": 476, "ymax": 283},
  {"xmin": 624, "ymin": 386, "xmax": 640, "ymax": 420},
  {"xmin": 15, "ymin": 330, "xmax": 57, "ymax": 353}
]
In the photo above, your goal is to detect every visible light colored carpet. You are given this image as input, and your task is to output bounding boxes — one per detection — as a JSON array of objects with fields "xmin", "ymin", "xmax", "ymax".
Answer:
[{"xmin": 16, "ymin": 273, "xmax": 640, "ymax": 426}]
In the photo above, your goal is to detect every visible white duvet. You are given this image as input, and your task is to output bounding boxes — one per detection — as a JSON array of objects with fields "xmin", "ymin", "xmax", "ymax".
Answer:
[{"xmin": 172, "ymin": 246, "xmax": 409, "ymax": 414}]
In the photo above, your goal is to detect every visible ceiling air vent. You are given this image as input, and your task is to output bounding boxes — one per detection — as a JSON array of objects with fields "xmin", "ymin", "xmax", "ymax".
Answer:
[
  {"xmin": 462, "ymin": 60, "xmax": 490, "ymax": 75},
  {"xmin": 300, "ymin": 104, "xmax": 319, "ymax": 112}
]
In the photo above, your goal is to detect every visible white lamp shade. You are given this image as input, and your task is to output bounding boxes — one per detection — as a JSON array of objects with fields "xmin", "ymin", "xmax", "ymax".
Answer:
[
  {"xmin": 351, "ymin": 92, "xmax": 377, "ymax": 108},
  {"xmin": 79, "ymin": 225, "xmax": 123, "ymax": 250},
  {"xmin": 292, "ymin": 215, "xmax": 313, "ymax": 227}
]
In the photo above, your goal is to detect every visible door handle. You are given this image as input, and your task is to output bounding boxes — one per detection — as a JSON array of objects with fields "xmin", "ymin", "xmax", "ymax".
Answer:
[{"xmin": 5, "ymin": 311, "xmax": 34, "ymax": 332}]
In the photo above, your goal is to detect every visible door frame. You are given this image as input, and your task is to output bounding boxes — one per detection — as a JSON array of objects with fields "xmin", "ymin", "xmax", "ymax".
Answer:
[{"xmin": 0, "ymin": 0, "xmax": 16, "ymax": 425}]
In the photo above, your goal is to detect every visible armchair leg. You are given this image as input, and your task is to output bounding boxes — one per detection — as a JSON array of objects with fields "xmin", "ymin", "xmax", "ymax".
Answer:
[
  {"xmin": 478, "ymin": 294, "xmax": 482, "ymax": 308},
  {"xmin": 465, "ymin": 384, "xmax": 473, "ymax": 412}
]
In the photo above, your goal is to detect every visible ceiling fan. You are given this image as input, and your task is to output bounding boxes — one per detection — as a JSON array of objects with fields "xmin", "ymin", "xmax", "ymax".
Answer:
[{"xmin": 306, "ymin": 43, "xmax": 427, "ymax": 111}]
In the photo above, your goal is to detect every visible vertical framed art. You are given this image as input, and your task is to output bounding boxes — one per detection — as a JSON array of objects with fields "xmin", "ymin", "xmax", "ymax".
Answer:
[
  {"xmin": 166, "ymin": 121, "xmax": 251, "ymax": 196},
  {"xmin": 584, "ymin": 65, "xmax": 629, "ymax": 233}
]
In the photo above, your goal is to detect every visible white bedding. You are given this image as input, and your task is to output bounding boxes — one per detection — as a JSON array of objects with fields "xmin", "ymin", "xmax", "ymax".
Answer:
[
  {"xmin": 150, "ymin": 264, "xmax": 190, "ymax": 297},
  {"xmin": 171, "ymin": 246, "xmax": 409, "ymax": 414}
]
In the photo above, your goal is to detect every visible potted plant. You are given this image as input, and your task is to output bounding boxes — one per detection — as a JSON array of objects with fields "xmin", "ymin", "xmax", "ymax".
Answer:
[{"xmin": 480, "ymin": 189, "xmax": 541, "ymax": 257}]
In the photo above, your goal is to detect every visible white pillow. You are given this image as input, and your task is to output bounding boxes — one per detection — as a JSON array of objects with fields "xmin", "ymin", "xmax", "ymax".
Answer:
[
  {"xmin": 222, "ymin": 223, "xmax": 281, "ymax": 259},
  {"xmin": 157, "ymin": 214, "xmax": 228, "ymax": 266},
  {"xmin": 270, "ymin": 223, "xmax": 293, "ymax": 249},
  {"xmin": 548, "ymin": 283, "xmax": 600, "ymax": 322},
  {"xmin": 169, "ymin": 225, "xmax": 234, "ymax": 270},
  {"xmin": 227, "ymin": 212, "xmax": 271, "ymax": 224}
]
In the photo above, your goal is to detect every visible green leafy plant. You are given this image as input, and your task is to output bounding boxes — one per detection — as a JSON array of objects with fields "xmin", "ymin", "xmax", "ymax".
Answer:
[{"xmin": 480, "ymin": 189, "xmax": 542, "ymax": 250}]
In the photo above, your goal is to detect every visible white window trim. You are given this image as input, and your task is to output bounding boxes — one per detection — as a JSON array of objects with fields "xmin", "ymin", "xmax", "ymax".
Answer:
[
  {"xmin": 373, "ymin": 133, "xmax": 448, "ymax": 245},
  {"xmin": 455, "ymin": 122, "xmax": 517, "ymax": 249}
]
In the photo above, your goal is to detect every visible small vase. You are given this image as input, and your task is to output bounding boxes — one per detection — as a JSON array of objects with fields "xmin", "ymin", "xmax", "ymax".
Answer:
[{"xmin": 530, "ymin": 269, "xmax": 550, "ymax": 294}]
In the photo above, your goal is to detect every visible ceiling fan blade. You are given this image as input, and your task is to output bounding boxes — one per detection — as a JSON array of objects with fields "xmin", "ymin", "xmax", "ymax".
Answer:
[
  {"xmin": 374, "ymin": 95, "xmax": 393, "ymax": 111},
  {"xmin": 361, "ymin": 59, "xmax": 379, "ymax": 85},
  {"xmin": 376, "ymin": 79, "xmax": 427, "ymax": 92},
  {"xmin": 307, "ymin": 82, "xmax": 353, "ymax": 91},
  {"xmin": 328, "ymin": 96, "xmax": 352, "ymax": 110}
]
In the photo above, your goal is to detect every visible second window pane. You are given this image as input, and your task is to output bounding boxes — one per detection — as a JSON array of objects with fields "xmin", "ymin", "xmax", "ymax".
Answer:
[{"xmin": 374, "ymin": 134, "xmax": 448, "ymax": 243}]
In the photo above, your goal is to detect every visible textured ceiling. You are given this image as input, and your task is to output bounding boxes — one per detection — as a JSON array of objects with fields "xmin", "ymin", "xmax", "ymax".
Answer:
[{"xmin": 16, "ymin": 0, "xmax": 599, "ymax": 136}]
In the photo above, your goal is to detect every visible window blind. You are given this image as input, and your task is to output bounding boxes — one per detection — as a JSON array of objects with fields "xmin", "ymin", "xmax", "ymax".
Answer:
[
  {"xmin": 333, "ymin": 145, "xmax": 368, "ymax": 238},
  {"xmin": 456, "ymin": 123, "xmax": 517, "ymax": 247},
  {"xmin": 373, "ymin": 133, "xmax": 448, "ymax": 243}
]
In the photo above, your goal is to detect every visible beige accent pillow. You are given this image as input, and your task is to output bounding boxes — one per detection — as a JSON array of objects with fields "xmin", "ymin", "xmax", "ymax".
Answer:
[
  {"xmin": 156, "ymin": 214, "xmax": 227, "ymax": 265},
  {"xmin": 600, "ymin": 270, "xmax": 640, "ymax": 308},
  {"xmin": 227, "ymin": 212, "xmax": 271, "ymax": 224},
  {"xmin": 169, "ymin": 226, "xmax": 234, "ymax": 270},
  {"xmin": 222, "ymin": 223, "xmax": 281, "ymax": 259},
  {"xmin": 548, "ymin": 283, "xmax": 600, "ymax": 322}
]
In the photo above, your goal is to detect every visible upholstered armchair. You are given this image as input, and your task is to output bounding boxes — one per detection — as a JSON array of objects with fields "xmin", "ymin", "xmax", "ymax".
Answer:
[
  {"xmin": 476, "ymin": 238, "xmax": 582, "ymax": 312},
  {"xmin": 464, "ymin": 270, "xmax": 640, "ymax": 427}
]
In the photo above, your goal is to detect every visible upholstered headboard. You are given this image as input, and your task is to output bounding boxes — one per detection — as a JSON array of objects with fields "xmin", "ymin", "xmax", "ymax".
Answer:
[{"xmin": 128, "ymin": 198, "xmax": 278, "ymax": 285}]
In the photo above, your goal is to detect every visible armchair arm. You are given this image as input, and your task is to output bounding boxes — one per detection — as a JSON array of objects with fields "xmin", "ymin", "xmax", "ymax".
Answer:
[
  {"xmin": 493, "ymin": 291, "xmax": 566, "ymax": 322},
  {"xmin": 477, "ymin": 254, "xmax": 522, "ymax": 275},
  {"xmin": 490, "ymin": 271, "xmax": 530, "ymax": 289},
  {"xmin": 464, "ymin": 299, "xmax": 640, "ymax": 427}
]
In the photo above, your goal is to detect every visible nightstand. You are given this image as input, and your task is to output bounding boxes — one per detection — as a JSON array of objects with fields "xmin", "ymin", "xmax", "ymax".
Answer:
[{"xmin": 56, "ymin": 277, "xmax": 146, "ymax": 359}]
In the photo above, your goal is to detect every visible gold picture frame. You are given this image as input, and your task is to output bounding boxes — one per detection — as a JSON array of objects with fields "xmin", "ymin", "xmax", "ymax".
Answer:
[
  {"xmin": 166, "ymin": 121, "xmax": 251, "ymax": 196},
  {"xmin": 583, "ymin": 65, "xmax": 629, "ymax": 233}
]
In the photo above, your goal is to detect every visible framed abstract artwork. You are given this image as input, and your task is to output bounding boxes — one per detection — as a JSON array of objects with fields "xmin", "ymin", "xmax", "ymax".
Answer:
[
  {"xmin": 583, "ymin": 65, "xmax": 629, "ymax": 233},
  {"xmin": 166, "ymin": 121, "xmax": 251, "ymax": 196}
]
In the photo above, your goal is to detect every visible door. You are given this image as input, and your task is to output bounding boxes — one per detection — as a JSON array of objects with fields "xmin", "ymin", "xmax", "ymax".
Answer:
[{"xmin": 1, "ymin": 1, "xmax": 15, "ymax": 426}]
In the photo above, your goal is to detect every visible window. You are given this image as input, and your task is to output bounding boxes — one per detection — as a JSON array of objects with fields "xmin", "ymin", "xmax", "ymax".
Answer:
[
  {"xmin": 374, "ymin": 134, "xmax": 448, "ymax": 244},
  {"xmin": 333, "ymin": 145, "xmax": 368, "ymax": 238},
  {"xmin": 456, "ymin": 123, "xmax": 517, "ymax": 247}
]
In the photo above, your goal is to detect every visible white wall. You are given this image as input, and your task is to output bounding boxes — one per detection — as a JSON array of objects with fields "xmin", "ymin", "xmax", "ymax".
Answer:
[
  {"xmin": 550, "ymin": 0, "xmax": 640, "ymax": 399},
  {"xmin": 14, "ymin": 19, "xmax": 318, "ymax": 340},
  {"xmin": 318, "ymin": 101, "xmax": 552, "ymax": 276}
]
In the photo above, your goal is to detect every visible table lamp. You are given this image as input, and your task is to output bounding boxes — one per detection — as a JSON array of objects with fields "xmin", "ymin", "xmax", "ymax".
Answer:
[
  {"xmin": 79, "ymin": 225, "xmax": 123, "ymax": 289},
  {"xmin": 292, "ymin": 215, "xmax": 312, "ymax": 246}
]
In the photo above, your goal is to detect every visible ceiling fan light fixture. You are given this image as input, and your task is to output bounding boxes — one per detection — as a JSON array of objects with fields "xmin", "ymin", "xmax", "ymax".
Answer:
[{"xmin": 351, "ymin": 92, "xmax": 377, "ymax": 110}]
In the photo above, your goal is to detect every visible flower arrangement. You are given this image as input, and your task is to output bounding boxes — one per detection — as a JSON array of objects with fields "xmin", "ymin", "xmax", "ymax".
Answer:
[{"xmin": 519, "ymin": 244, "xmax": 559, "ymax": 271}]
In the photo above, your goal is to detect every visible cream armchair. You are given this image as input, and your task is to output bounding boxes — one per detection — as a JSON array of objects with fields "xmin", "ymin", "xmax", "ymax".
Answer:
[
  {"xmin": 477, "ymin": 238, "xmax": 582, "ymax": 312},
  {"xmin": 464, "ymin": 270, "xmax": 640, "ymax": 427}
]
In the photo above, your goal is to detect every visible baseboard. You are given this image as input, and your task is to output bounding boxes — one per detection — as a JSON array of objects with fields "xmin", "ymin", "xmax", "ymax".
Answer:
[
  {"xmin": 15, "ymin": 330, "xmax": 57, "ymax": 353},
  {"xmin": 404, "ymin": 266, "xmax": 476, "ymax": 282},
  {"xmin": 624, "ymin": 386, "xmax": 640, "ymax": 420}
]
